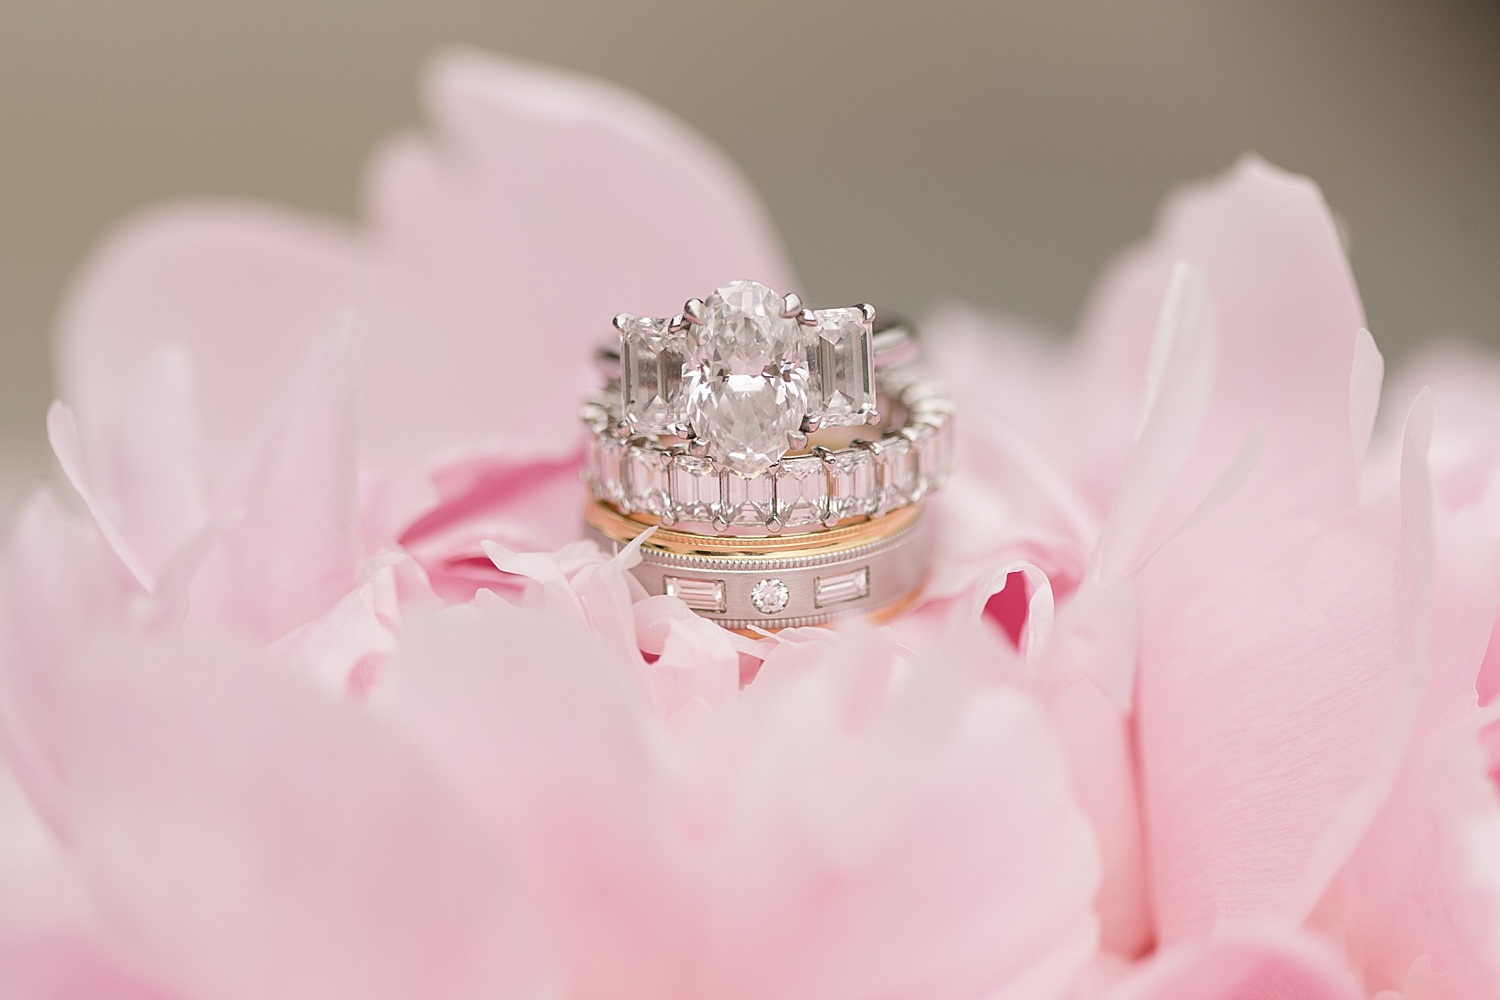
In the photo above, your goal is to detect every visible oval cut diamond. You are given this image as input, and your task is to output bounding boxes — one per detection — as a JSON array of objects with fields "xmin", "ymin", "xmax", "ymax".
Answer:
[
  {"xmin": 687, "ymin": 280, "xmax": 810, "ymax": 477},
  {"xmin": 688, "ymin": 370, "xmax": 808, "ymax": 478}
]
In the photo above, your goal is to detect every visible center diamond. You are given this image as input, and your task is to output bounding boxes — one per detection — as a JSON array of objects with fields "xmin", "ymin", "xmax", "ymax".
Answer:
[{"xmin": 686, "ymin": 280, "xmax": 810, "ymax": 477}]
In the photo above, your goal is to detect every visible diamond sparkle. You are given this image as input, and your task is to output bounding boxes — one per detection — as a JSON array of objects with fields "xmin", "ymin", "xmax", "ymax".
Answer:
[
  {"xmin": 750, "ymin": 578, "xmax": 791, "ymax": 615},
  {"xmin": 686, "ymin": 281, "xmax": 809, "ymax": 478},
  {"xmin": 614, "ymin": 282, "xmax": 881, "ymax": 484}
]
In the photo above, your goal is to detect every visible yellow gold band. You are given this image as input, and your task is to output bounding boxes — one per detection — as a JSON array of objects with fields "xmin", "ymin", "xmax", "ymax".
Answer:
[{"xmin": 585, "ymin": 500, "xmax": 921, "ymax": 558}]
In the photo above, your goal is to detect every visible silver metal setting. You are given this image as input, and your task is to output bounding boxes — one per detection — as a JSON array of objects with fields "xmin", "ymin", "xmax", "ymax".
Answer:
[
  {"xmin": 588, "ymin": 505, "xmax": 929, "ymax": 629},
  {"xmin": 610, "ymin": 281, "xmax": 880, "ymax": 473},
  {"xmin": 580, "ymin": 367, "xmax": 953, "ymax": 535}
]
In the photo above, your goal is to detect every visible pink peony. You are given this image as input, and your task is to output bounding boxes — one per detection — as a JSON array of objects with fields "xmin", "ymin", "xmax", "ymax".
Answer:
[{"xmin": 2, "ymin": 47, "xmax": 1499, "ymax": 1000}]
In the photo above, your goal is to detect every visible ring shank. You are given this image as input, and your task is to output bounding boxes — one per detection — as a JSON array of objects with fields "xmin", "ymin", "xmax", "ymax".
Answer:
[{"xmin": 586, "ymin": 499, "xmax": 928, "ymax": 629}]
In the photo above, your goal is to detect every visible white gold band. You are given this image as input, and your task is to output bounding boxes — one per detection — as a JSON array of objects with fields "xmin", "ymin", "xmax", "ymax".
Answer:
[{"xmin": 585, "ymin": 501, "xmax": 928, "ymax": 629}]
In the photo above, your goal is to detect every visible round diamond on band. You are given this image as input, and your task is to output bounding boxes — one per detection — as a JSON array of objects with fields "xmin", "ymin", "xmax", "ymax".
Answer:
[{"xmin": 750, "ymin": 578, "xmax": 791, "ymax": 615}]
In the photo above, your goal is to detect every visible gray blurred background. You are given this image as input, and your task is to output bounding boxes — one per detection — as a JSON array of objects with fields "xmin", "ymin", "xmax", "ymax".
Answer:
[{"xmin": 2, "ymin": 1, "xmax": 1498, "ymax": 513}]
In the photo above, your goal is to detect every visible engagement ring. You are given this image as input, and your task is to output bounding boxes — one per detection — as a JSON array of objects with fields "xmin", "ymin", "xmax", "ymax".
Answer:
[{"xmin": 582, "ymin": 279, "xmax": 953, "ymax": 629}]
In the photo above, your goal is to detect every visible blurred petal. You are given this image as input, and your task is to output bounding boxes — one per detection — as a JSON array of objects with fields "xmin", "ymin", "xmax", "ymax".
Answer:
[
  {"xmin": 46, "ymin": 402, "xmax": 153, "ymax": 593},
  {"xmin": 398, "ymin": 449, "xmax": 586, "ymax": 599},
  {"xmin": 1135, "ymin": 390, "xmax": 1433, "ymax": 941},
  {"xmin": 392, "ymin": 600, "xmax": 691, "ymax": 1000},
  {"xmin": 649, "ymin": 617, "xmax": 741, "ymax": 718},
  {"xmin": 971, "ymin": 561, "xmax": 1055, "ymax": 662},
  {"xmin": 1076, "ymin": 156, "xmax": 1366, "ymax": 512},
  {"xmin": 1093, "ymin": 261, "xmax": 1216, "ymax": 584},
  {"xmin": 0, "ymin": 491, "xmax": 136, "ymax": 838},
  {"xmin": 0, "ymin": 931, "xmax": 177, "ymax": 1000},
  {"xmin": 1349, "ymin": 329, "xmax": 1384, "ymax": 476},
  {"xmin": 267, "ymin": 555, "xmax": 412, "ymax": 696},
  {"xmin": 59, "ymin": 50, "xmax": 792, "ymax": 475},
  {"xmin": 57, "ymin": 203, "xmax": 360, "ymax": 476},
  {"xmin": 1389, "ymin": 339, "xmax": 1500, "ymax": 704},
  {"xmin": 395, "ymin": 603, "xmax": 1100, "ymax": 1000},
  {"xmin": 1048, "ymin": 677, "xmax": 1150, "ymax": 959},
  {"xmin": 80, "ymin": 345, "xmax": 208, "ymax": 584},
  {"xmin": 698, "ymin": 623, "xmax": 1100, "ymax": 1000},
  {"xmin": 0, "ymin": 752, "xmax": 92, "ymax": 932},
  {"xmin": 187, "ymin": 325, "xmax": 359, "ymax": 641},
  {"xmin": 1099, "ymin": 928, "xmax": 1361, "ymax": 1000},
  {"xmin": 64, "ymin": 633, "xmax": 552, "ymax": 1000},
  {"xmin": 1309, "ymin": 494, "xmax": 1500, "ymax": 997}
]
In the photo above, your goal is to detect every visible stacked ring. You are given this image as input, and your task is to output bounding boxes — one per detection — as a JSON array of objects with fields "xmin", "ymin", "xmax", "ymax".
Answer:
[{"xmin": 581, "ymin": 279, "xmax": 954, "ymax": 630}]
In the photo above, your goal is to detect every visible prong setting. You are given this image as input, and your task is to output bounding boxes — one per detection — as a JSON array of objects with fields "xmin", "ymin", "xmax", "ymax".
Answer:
[{"xmin": 613, "ymin": 281, "xmax": 889, "ymax": 480}]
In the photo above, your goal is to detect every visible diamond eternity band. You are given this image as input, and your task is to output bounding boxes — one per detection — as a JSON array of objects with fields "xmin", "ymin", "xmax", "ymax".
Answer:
[
  {"xmin": 581, "ymin": 280, "xmax": 954, "ymax": 535},
  {"xmin": 581, "ymin": 372, "xmax": 953, "ymax": 533}
]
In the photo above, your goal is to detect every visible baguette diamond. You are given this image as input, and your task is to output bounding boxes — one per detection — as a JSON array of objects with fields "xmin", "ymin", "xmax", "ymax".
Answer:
[
  {"xmin": 618, "ymin": 316, "xmax": 689, "ymax": 436},
  {"xmin": 814, "ymin": 567, "xmax": 870, "ymax": 608},
  {"xmin": 808, "ymin": 307, "xmax": 876, "ymax": 427},
  {"xmin": 663, "ymin": 575, "xmax": 727, "ymax": 613}
]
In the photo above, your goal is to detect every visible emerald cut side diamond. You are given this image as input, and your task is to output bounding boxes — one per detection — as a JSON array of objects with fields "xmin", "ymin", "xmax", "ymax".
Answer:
[
  {"xmin": 806, "ymin": 306, "xmax": 875, "ymax": 427},
  {"xmin": 618, "ymin": 315, "xmax": 689, "ymax": 436}
]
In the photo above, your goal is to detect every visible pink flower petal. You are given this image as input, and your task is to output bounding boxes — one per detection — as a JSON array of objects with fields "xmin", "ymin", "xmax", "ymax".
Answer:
[
  {"xmin": 62, "ymin": 632, "xmax": 552, "ymax": 1000},
  {"xmin": 392, "ymin": 600, "xmax": 691, "ymax": 1000},
  {"xmin": 58, "ymin": 203, "xmax": 360, "ymax": 479},
  {"xmin": 697, "ymin": 624, "xmax": 1100, "ymax": 1000},
  {"xmin": 76, "ymin": 345, "xmax": 208, "ymax": 586},
  {"xmin": 1135, "ymin": 387, "xmax": 1434, "ymax": 940},
  {"xmin": 648, "ymin": 616, "xmax": 741, "ymax": 718},
  {"xmin": 0, "ymin": 931, "xmax": 178, "ymax": 1000},
  {"xmin": 1048, "ymin": 677, "xmax": 1150, "ymax": 959},
  {"xmin": 394, "ymin": 603, "xmax": 1101, "ymax": 1000},
  {"xmin": 0, "ymin": 492, "xmax": 137, "ymax": 839},
  {"xmin": 1308, "ymin": 494, "xmax": 1500, "ymax": 997},
  {"xmin": 1076, "ymin": 157, "xmax": 1367, "ymax": 513},
  {"xmin": 1092, "ymin": 261, "xmax": 1217, "ymax": 585},
  {"xmin": 46, "ymin": 402, "xmax": 153, "ymax": 594},
  {"xmin": 59, "ymin": 50, "xmax": 793, "ymax": 475},
  {"xmin": 1098, "ymin": 927, "xmax": 1362, "ymax": 1000},
  {"xmin": 186, "ymin": 326, "xmax": 360, "ymax": 642},
  {"xmin": 971, "ymin": 561, "xmax": 1055, "ymax": 661},
  {"xmin": 1388, "ymin": 339, "xmax": 1500, "ymax": 704},
  {"xmin": 1349, "ymin": 329, "xmax": 1385, "ymax": 476},
  {"xmin": 397, "ymin": 448, "xmax": 587, "ymax": 593}
]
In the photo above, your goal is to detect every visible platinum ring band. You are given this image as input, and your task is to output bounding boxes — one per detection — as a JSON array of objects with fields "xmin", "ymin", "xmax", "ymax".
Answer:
[{"xmin": 586, "ymin": 500, "xmax": 928, "ymax": 629}]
